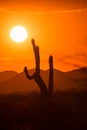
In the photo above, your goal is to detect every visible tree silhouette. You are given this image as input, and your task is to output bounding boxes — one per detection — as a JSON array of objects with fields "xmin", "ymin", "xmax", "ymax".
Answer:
[{"xmin": 24, "ymin": 39, "xmax": 53, "ymax": 98}]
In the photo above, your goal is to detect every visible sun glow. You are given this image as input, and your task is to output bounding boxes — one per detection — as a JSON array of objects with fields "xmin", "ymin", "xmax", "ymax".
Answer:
[{"xmin": 10, "ymin": 26, "xmax": 28, "ymax": 43}]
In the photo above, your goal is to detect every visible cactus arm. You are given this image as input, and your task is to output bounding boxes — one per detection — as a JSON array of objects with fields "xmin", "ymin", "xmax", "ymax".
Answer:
[
  {"xmin": 31, "ymin": 39, "xmax": 40, "ymax": 73},
  {"xmin": 24, "ymin": 67, "xmax": 48, "ymax": 96},
  {"xmin": 24, "ymin": 66, "xmax": 34, "ymax": 80},
  {"xmin": 48, "ymin": 55, "xmax": 53, "ymax": 96}
]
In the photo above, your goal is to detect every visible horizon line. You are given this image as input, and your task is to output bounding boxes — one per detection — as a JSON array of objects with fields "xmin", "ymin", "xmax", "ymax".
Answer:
[{"xmin": 0, "ymin": 66, "xmax": 86, "ymax": 73}]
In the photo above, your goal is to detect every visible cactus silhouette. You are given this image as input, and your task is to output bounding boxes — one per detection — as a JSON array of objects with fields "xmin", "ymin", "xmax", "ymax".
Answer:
[
  {"xmin": 48, "ymin": 56, "xmax": 53, "ymax": 97},
  {"xmin": 24, "ymin": 39, "xmax": 53, "ymax": 98}
]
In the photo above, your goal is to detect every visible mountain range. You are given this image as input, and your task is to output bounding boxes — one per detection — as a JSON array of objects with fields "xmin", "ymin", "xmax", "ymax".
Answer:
[{"xmin": 0, "ymin": 67, "xmax": 87, "ymax": 94}]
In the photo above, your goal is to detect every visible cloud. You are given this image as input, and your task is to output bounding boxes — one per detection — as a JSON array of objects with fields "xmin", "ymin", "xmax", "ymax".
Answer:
[
  {"xmin": 57, "ymin": 52, "xmax": 87, "ymax": 68},
  {"xmin": 37, "ymin": 8, "xmax": 87, "ymax": 15},
  {"xmin": 0, "ymin": 7, "xmax": 87, "ymax": 14},
  {"xmin": 0, "ymin": 57, "xmax": 13, "ymax": 61}
]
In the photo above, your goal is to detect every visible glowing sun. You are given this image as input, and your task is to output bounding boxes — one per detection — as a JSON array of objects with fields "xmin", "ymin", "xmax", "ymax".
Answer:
[{"xmin": 10, "ymin": 26, "xmax": 28, "ymax": 43}]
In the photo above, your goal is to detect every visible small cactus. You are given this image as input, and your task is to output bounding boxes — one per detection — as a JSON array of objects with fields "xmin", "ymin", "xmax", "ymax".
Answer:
[{"xmin": 24, "ymin": 39, "xmax": 53, "ymax": 98}]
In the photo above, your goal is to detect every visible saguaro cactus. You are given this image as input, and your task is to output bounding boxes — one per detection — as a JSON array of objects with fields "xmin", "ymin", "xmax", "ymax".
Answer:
[{"xmin": 24, "ymin": 39, "xmax": 53, "ymax": 98}]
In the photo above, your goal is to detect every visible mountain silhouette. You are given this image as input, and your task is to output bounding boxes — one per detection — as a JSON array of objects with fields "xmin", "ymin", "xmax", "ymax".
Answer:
[
  {"xmin": 66, "ymin": 67, "xmax": 87, "ymax": 90},
  {"xmin": 0, "ymin": 67, "xmax": 87, "ymax": 94},
  {"xmin": 0, "ymin": 71, "xmax": 18, "ymax": 82},
  {"xmin": 66, "ymin": 67, "xmax": 87, "ymax": 79}
]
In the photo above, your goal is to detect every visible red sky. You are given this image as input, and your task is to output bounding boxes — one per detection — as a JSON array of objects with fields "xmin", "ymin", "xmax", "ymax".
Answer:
[{"xmin": 0, "ymin": 0, "xmax": 87, "ymax": 72}]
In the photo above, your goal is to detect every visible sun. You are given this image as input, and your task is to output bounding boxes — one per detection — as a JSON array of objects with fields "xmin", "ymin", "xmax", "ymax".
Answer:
[{"xmin": 10, "ymin": 26, "xmax": 28, "ymax": 43}]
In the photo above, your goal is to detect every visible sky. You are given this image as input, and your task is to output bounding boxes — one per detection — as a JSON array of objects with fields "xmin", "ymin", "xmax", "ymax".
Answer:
[
  {"xmin": 0, "ymin": 0, "xmax": 87, "ymax": 10},
  {"xmin": 0, "ymin": 0, "xmax": 87, "ymax": 72}
]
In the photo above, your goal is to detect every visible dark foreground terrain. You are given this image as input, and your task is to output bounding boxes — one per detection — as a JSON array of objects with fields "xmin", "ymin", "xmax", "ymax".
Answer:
[{"xmin": 0, "ymin": 90, "xmax": 87, "ymax": 130}]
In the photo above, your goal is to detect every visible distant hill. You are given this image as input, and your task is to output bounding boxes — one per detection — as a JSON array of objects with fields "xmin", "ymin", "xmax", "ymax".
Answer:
[
  {"xmin": 66, "ymin": 67, "xmax": 87, "ymax": 79},
  {"xmin": 66, "ymin": 67, "xmax": 87, "ymax": 90},
  {"xmin": 0, "ymin": 71, "xmax": 18, "ymax": 82},
  {"xmin": 0, "ymin": 67, "xmax": 87, "ymax": 94}
]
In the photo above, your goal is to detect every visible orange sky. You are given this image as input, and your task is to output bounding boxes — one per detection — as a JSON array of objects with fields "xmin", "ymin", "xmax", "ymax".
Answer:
[{"xmin": 0, "ymin": 0, "xmax": 87, "ymax": 72}]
